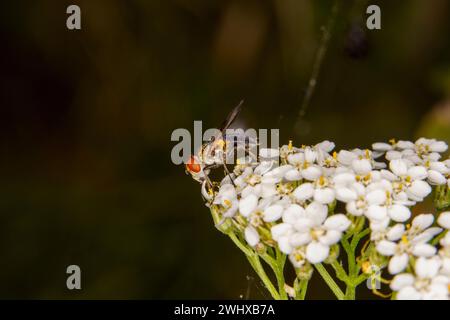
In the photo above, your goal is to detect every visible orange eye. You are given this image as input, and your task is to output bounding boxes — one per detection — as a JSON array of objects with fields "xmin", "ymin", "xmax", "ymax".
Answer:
[{"xmin": 186, "ymin": 156, "xmax": 201, "ymax": 173}]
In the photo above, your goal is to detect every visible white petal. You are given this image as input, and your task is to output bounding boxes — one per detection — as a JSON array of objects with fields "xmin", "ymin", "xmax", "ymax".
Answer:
[
  {"xmin": 270, "ymin": 165, "xmax": 294, "ymax": 178},
  {"xmin": 423, "ymin": 284, "xmax": 448, "ymax": 300},
  {"xmin": 430, "ymin": 141, "xmax": 448, "ymax": 153},
  {"xmin": 337, "ymin": 150, "xmax": 357, "ymax": 165},
  {"xmin": 366, "ymin": 189, "xmax": 387, "ymax": 205},
  {"xmin": 278, "ymin": 236, "xmax": 293, "ymax": 254},
  {"xmin": 319, "ymin": 230, "xmax": 342, "ymax": 245},
  {"xmin": 407, "ymin": 166, "xmax": 427, "ymax": 180},
  {"xmin": 396, "ymin": 286, "xmax": 421, "ymax": 300},
  {"xmin": 440, "ymin": 233, "xmax": 450, "ymax": 247},
  {"xmin": 254, "ymin": 161, "xmax": 275, "ymax": 175},
  {"xmin": 293, "ymin": 183, "xmax": 314, "ymax": 201},
  {"xmin": 245, "ymin": 226, "xmax": 260, "ymax": 247},
  {"xmin": 223, "ymin": 200, "xmax": 239, "ymax": 217},
  {"xmin": 271, "ymin": 223, "xmax": 292, "ymax": 241},
  {"xmin": 263, "ymin": 205, "xmax": 283, "ymax": 222},
  {"xmin": 388, "ymin": 205, "xmax": 411, "ymax": 222},
  {"xmin": 259, "ymin": 148, "xmax": 280, "ymax": 159},
  {"xmin": 335, "ymin": 187, "xmax": 357, "ymax": 203},
  {"xmin": 304, "ymin": 148, "xmax": 317, "ymax": 163},
  {"xmin": 439, "ymin": 258, "xmax": 450, "ymax": 276},
  {"xmin": 428, "ymin": 152, "xmax": 441, "ymax": 162},
  {"xmin": 412, "ymin": 228, "xmax": 442, "ymax": 244},
  {"xmin": 390, "ymin": 274, "xmax": 414, "ymax": 291},
  {"xmin": 294, "ymin": 218, "xmax": 314, "ymax": 232},
  {"xmin": 352, "ymin": 159, "xmax": 372, "ymax": 175},
  {"xmin": 407, "ymin": 180, "xmax": 431, "ymax": 200},
  {"xmin": 316, "ymin": 140, "xmax": 335, "ymax": 153},
  {"xmin": 390, "ymin": 159, "xmax": 408, "ymax": 177},
  {"xmin": 366, "ymin": 205, "xmax": 387, "ymax": 221},
  {"xmin": 388, "ymin": 253, "xmax": 409, "ymax": 274},
  {"xmin": 238, "ymin": 194, "xmax": 258, "ymax": 217},
  {"xmin": 397, "ymin": 140, "xmax": 415, "ymax": 149},
  {"xmin": 282, "ymin": 204, "xmax": 306, "ymax": 224},
  {"xmin": 415, "ymin": 257, "xmax": 441, "ymax": 278},
  {"xmin": 289, "ymin": 232, "xmax": 312, "ymax": 246},
  {"xmin": 370, "ymin": 217, "xmax": 390, "ymax": 231},
  {"xmin": 346, "ymin": 201, "xmax": 364, "ymax": 217},
  {"xmin": 324, "ymin": 214, "xmax": 351, "ymax": 232},
  {"xmin": 428, "ymin": 170, "xmax": 446, "ymax": 185},
  {"xmin": 376, "ymin": 240, "xmax": 397, "ymax": 256},
  {"xmin": 285, "ymin": 169, "xmax": 302, "ymax": 181},
  {"xmin": 372, "ymin": 142, "xmax": 392, "ymax": 152},
  {"xmin": 333, "ymin": 172, "xmax": 356, "ymax": 186},
  {"xmin": 387, "ymin": 224, "xmax": 405, "ymax": 241},
  {"xmin": 412, "ymin": 214, "xmax": 434, "ymax": 230},
  {"xmin": 306, "ymin": 242, "xmax": 330, "ymax": 264},
  {"xmin": 314, "ymin": 188, "xmax": 335, "ymax": 204},
  {"xmin": 261, "ymin": 183, "xmax": 277, "ymax": 198},
  {"xmin": 438, "ymin": 211, "xmax": 450, "ymax": 229},
  {"xmin": 287, "ymin": 152, "xmax": 303, "ymax": 165},
  {"xmin": 243, "ymin": 184, "xmax": 262, "ymax": 198},
  {"xmin": 430, "ymin": 161, "xmax": 448, "ymax": 173},
  {"xmin": 305, "ymin": 202, "xmax": 328, "ymax": 225},
  {"xmin": 411, "ymin": 244, "xmax": 437, "ymax": 257},
  {"xmin": 302, "ymin": 166, "xmax": 322, "ymax": 181},
  {"xmin": 381, "ymin": 169, "xmax": 397, "ymax": 181}
]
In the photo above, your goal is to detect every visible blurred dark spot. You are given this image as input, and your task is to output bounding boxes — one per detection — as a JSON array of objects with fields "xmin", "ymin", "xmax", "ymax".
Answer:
[
  {"xmin": 0, "ymin": 31, "xmax": 76, "ymax": 144},
  {"xmin": 344, "ymin": 23, "xmax": 369, "ymax": 59}
]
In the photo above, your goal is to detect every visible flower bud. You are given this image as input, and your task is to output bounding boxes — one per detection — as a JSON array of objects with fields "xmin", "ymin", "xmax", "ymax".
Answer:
[
  {"xmin": 324, "ymin": 244, "xmax": 340, "ymax": 264},
  {"xmin": 296, "ymin": 263, "xmax": 313, "ymax": 281},
  {"xmin": 255, "ymin": 242, "xmax": 266, "ymax": 255}
]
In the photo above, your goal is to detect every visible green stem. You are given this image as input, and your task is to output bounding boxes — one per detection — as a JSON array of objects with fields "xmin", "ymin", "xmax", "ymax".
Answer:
[
  {"xmin": 330, "ymin": 260, "xmax": 348, "ymax": 283},
  {"xmin": 259, "ymin": 248, "xmax": 288, "ymax": 299},
  {"xmin": 274, "ymin": 249, "xmax": 288, "ymax": 300},
  {"xmin": 340, "ymin": 225, "xmax": 370, "ymax": 299},
  {"xmin": 354, "ymin": 272, "xmax": 370, "ymax": 286},
  {"xmin": 341, "ymin": 236, "xmax": 356, "ymax": 277},
  {"xmin": 294, "ymin": 279, "xmax": 309, "ymax": 300},
  {"xmin": 228, "ymin": 231, "xmax": 253, "ymax": 256},
  {"xmin": 228, "ymin": 232, "xmax": 280, "ymax": 300},
  {"xmin": 351, "ymin": 228, "xmax": 370, "ymax": 250},
  {"xmin": 345, "ymin": 285, "xmax": 355, "ymax": 300},
  {"xmin": 314, "ymin": 263, "xmax": 345, "ymax": 300},
  {"xmin": 299, "ymin": 280, "xmax": 308, "ymax": 300}
]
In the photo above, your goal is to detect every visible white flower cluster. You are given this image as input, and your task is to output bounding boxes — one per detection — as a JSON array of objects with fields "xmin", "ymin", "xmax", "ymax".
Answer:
[
  {"xmin": 207, "ymin": 138, "xmax": 450, "ymax": 300},
  {"xmin": 389, "ymin": 212, "xmax": 450, "ymax": 299}
]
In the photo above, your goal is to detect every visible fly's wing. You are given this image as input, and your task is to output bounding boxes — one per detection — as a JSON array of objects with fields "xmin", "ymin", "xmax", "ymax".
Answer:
[
  {"xmin": 219, "ymin": 100, "xmax": 244, "ymax": 133},
  {"xmin": 223, "ymin": 129, "xmax": 259, "ymax": 163},
  {"xmin": 223, "ymin": 130, "xmax": 258, "ymax": 146}
]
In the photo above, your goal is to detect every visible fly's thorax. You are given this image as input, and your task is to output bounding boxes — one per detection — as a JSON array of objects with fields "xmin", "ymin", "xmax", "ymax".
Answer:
[{"xmin": 201, "ymin": 140, "xmax": 226, "ymax": 165}]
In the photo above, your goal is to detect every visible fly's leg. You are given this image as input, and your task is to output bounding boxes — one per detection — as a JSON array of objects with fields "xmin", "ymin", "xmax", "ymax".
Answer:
[
  {"xmin": 203, "ymin": 164, "xmax": 220, "ymax": 191},
  {"xmin": 221, "ymin": 149, "xmax": 236, "ymax": 187},
  {"xmin": 222, "ymin": 164, "xmax": 236, "ymax": 187}
]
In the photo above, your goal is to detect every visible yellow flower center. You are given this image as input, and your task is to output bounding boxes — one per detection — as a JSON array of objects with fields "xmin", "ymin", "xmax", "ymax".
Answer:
[
  {"xmin": 362, "ymin": 261, "xmax": 372, "ymax": 274},
  {"xmin": 288, "ymin": 140, "xmax": 293, "ymax": 151},
  {"xmin": 401, "ymin": 235, "xmax": 409, "ymax": 245}
]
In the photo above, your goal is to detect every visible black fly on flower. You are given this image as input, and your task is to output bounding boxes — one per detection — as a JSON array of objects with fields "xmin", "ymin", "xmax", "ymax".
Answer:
[{"xmin": 185, "ymin": 100, "xmax": 258, "ymax": 200}]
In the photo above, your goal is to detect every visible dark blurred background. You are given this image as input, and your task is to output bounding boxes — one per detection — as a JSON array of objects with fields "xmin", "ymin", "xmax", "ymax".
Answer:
[{"xmin": 0, "ymin": 0, "xmax": 449, "ymax": 299}]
